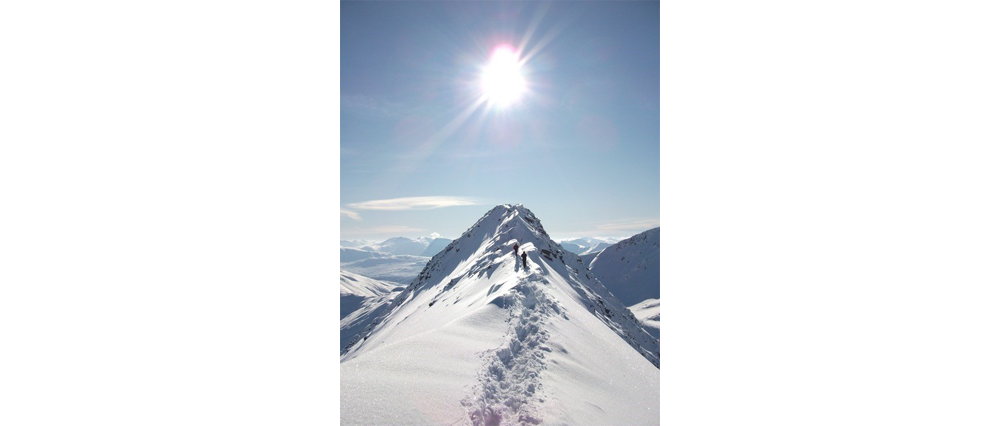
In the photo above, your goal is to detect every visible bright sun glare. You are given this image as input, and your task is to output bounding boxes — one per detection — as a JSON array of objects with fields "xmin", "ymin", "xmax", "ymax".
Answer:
[{"xmin": 481, "ymin": 45, "xmax": 525, "ymax": 108}]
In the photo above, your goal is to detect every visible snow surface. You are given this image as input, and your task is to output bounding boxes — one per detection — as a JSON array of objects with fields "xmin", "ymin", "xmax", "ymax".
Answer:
[
  {"xmin": 340, "ymin": 271, "xmax": 404, "ymax": 352},
  {"xmin": 340, "ymin": 269, "xmax": 400, "ymax": 299},
  {"xmin": 341, "ymin": 205, "xmax": 658, "ymax": 425},
  {"xmin": 578, "ymin": 251, "xmax": 600, "ymax": 266},
  {"xmin": 628, "ymin": 298, "xmax": 660, "ymax": 339},
  {"xmin": 588, "ymin": 227, "xmax": 660, "ymax": 307},
  {"xmin": 588, "ymin": 228, "xmax": 660, "ymax": 341}
]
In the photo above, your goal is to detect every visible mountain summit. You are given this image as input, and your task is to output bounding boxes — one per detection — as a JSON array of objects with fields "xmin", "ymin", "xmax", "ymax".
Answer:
[{"xmin": 341, "ymin": 205, "xmax": 659, "ymax": 425}]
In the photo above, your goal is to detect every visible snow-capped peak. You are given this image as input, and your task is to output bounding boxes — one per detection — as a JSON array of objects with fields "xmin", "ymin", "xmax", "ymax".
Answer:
[
  {"xmin": 341, "ymin": 205, "xmax": 660, "ymax": 425},
  {"xmin": 451, "ymin": 203, "xmax": 553, "ymax": 252},
  {"xmin": 343, "ymin": 204, "xmax": 657, "ymax": 365}
]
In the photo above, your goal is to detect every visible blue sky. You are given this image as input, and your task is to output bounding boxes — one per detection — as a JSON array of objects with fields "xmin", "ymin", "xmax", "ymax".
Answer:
[{"xmin": 341, "ymin": 1, "xmax": 659, "ymax": 241}]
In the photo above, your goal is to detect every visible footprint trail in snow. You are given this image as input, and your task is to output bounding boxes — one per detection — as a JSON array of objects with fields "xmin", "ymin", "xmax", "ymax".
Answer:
[{"xmin": 462, "ymin": 272, "xmax": 564, "ymax": 426}]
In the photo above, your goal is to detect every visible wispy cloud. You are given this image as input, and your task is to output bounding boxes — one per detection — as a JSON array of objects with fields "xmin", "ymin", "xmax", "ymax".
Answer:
[
  {"xmin": 596, "ymin": 218, "xmax": 660, "ymax": 232},
  {"xmin": 341, "ymin": 208, "xmax": 361, "ymax": 221},
  {"xmin": 346, "ymin": 196, "xmax": 480, "ymax": 211},
  {"xmin": 550, "ymin": 218, "xmax": 660, "ymax": 240},
  {"xmin": 341, "ymin": 225, "xmax": 426, "ymax": 236}
]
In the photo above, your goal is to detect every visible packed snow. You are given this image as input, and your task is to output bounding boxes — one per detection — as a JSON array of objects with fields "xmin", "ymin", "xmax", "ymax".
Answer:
[{"xmin": 341, "ymin": 205, "xmax": 659, "ymax": 425}]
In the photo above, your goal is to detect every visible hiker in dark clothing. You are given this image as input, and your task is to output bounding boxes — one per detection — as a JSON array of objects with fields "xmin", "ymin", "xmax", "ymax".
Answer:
[
  {"xmin": 521, "ymin": 252, "xmax": 528, "ymax": 268},
  {"xmin": 514, "ymin": 243, "xmax": 519, "ymax": 256}
]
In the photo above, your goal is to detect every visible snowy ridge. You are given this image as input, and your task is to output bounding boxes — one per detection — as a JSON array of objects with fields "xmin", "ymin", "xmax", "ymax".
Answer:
[
  {"xmin": 340, "ymin": 270, "xmax": 400, "ymax": 298},
  {"xmin": 341, "ymin": 205, "xmax": 659, "ymax": 425},
  {"xmin": 628, "ymin": 298, "xmax": 661, "ymax": 339},
  {"xmin": 340, "ymin": 271, "xmax": 403, "ymax": 352}
]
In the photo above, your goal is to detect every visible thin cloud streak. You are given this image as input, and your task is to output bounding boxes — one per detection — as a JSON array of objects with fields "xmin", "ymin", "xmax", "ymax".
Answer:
[
  {"xmin": 341, "ymin": 225, "xmax": 426, "ymax": 236},
  {"xmin": 341, "ymin": 209, "xmax": 362, "ymax": 221},
  {"xmin": 596, "ymin": 219, "xmax": 660, "ymax": 232},
  {"xmin": 347, "ymin": 196, "xmax": 480, "ymax": 211},
  {"xmin": 550, "ymin": 219, "xmax": 659, "ymax": 240}
]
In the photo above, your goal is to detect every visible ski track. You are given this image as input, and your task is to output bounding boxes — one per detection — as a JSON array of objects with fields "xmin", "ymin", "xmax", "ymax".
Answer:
[{"xmin": 462, "ymin": 272, "xmax": 563, "ymax": 426}]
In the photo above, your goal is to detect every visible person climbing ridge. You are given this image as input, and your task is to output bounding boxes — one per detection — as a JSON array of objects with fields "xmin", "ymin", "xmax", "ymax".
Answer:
[
  {"xmin": 521, "ymin": 251, "xmax": 528, "ymax": 268},
  {"xmin": 514, "ymin": 242, "xmax": 519, "ymax": 256}
]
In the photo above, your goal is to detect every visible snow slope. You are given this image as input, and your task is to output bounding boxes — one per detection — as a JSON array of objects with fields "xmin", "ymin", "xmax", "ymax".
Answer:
[
  {"xmin": 588, "ymin": 227, "xmax": 659, "ymax": 307},
  {"xmin": 340, "ymin": 269, "xmax": 400, "ymax": 299},
  {"xmin": 341, "ymin": 205, "xmax": 659, "ymax": 426},
  {"xmin": 588, "ymin": 228, "xmax": 660, "ymax": 339},
  {"xmin": 340, "ymin": 271, "xmax": 404, "ymax": 352},
  {"xmin": 578, "ymin": 251, "xmax": 601, "ymax": 266},
  {"xmin": 628, "ymin": 298, "xmax": 660, "ymax": 339}
]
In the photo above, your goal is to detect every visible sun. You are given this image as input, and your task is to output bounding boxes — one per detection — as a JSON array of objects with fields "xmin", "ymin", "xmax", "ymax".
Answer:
[{"xmin": 481, "ymin": 45, "xmax": 525, "ymax": 108}]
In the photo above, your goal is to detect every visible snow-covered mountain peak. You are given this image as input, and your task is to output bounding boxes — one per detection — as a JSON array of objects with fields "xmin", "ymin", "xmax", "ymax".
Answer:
[
  {"xmin": 344, "ymin": 204, "xmax": 656, "ymax": 362},
  {"xmin": 452, "ymin": 204, "xmax": 556, "ymax": 254},
  {"xmin": 396, "ymin": 204, "xmax": 582, "ymax": 297},
  {"xmin": 341, "ymin": 205, "xmax": 660, "ymax": 424}
]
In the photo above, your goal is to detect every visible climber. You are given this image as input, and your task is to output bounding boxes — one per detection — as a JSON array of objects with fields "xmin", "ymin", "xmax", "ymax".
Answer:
[
  {"xmin": 521, "ymin": 251, "xmax": 528, "ymax": 268},
  {"xmin": 514, "ymin": 243, "xmax": 519, "ymax": 256}
]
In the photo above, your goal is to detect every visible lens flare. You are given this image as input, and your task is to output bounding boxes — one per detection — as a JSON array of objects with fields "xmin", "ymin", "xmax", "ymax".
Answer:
[{"xmin": 481, "ymin": 45, "xmax": 525, "ymax": 107}]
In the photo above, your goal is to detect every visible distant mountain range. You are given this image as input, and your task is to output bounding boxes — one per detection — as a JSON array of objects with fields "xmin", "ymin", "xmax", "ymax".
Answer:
[
  {"xmin": 340, "ymin": 235, "xmax": 453, "ymax": 257},
  {"xmin": 557, "ymin": 236, "xmax": 620, "ymax": 256},
  {"xmin": 339, "ymin": 248, "xmax": 430, "ymax": 285},
  {"xmin": 340, "ymin": 235, "xmax": 455, "ymax": 285}
]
